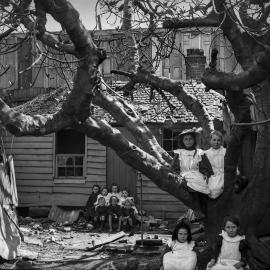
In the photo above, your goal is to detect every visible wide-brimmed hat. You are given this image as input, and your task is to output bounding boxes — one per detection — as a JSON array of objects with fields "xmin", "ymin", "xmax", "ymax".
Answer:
[{"xmin": 177, "ymin": 127, "xmax": 200, "ymax": 138}]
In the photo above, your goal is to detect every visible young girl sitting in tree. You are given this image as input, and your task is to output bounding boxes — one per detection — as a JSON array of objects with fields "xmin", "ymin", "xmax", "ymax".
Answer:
[
  {"xmin": 207, "ymin": 216, "xmax": 248, "ymax": 270},
  {"xmin": 95, "ymin": 186, "xmax": 111, "ymax": 206},
  {"xmin": 171, "ymin": 128, "xmax": 213, "ymax": 195},
  {"xmin": 161, "ymin": 221, "xmax": 197, "ymax": 270},
  {"xmin": 205, "ymin": 131, "xmax": 226, "ymax": 199},
  {"xmin": 108, "ymin": 195, "xmax": 122, "ymax": 233}
]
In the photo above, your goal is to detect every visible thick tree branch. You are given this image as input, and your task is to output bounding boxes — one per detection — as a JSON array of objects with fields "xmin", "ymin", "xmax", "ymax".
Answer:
[
  {"xmin": 0, "ymin": 98, "xmax": 73, "ymax": 136},
  {"xmin": 76, "ymin": 117, "xmax": 204, "ymax": 214},
  {"xmin": 93, "ymin": 88, "xmax": 172, "ymax": 165},
  {"xmin": 202, "ymin": 47, "xmax": 270, "ymax": 91},
  {"xmin": 112, "ymin": 69, "xmax": 215, "ymax": 138}
]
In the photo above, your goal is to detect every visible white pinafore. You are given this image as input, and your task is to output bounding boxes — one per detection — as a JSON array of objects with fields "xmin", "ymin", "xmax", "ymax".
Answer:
[
  {"xmin": 206, "ymin": 231, "xmax": 245, "ymax": 270},
  {"xmin": 173, "ymin": 149, "xmax": 210, "ymax": 195},
  {"xmin": 205, "ymin": 147, "xmax": 226, "ymax": 199},
  {"xmin": 163, "ymin": 240, "xmax": 197, "ymax": 270}
]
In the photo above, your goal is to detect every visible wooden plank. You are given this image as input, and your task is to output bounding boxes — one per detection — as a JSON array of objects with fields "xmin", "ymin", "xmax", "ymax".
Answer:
[
  {"xmin": 52, "ymin": 187, "xmax": 91, "ymax": 194},
  {"xmin": 14, "ymin": 160, "xmax": 52, "ymax": 167},
  {"xmin": 87, "ymin": 162, "xmax": 106, "ymax": 169},
  {"xmin": 7, "ymin": 149, "xmax": 53, "ymax": 155},
  {"xmin": 39, "ymin": 193, "xmax": 89, "ymax": 206},
  {"xmin": 86, "ymin": 175, "xmax": 106, "ymax": 183},
  {"xmin": 15, "ymin": 167, "xmax": 53, "ymax": 174},
  {"xmin": 17, "ymin": 186, "xmax": 53, "ymax": 193},
  {"xmin": 86, "ymin": 168, "xmax": 106, "ymax": 175},
  {"xmin": 3, "ymin": 135, "xmax": 53, "ymax": 143},
  {"xmin": 18, "ymin": 193, "xmax": 39, "ymax": 205},
  {"xmin": 4, "ymin": 142, "xmax": 52, "ymax": 149},
  {"xmin": 12, "ymin": 155, "xmax": 53, "ymax": 161},
  {"xmin": 139, "ymin": 194, "xmax": 181, "ymax": 202},
  {"xmin": 15, "ymin": 173, "xmax": 53, "ymax": 180},
  {"xmin": 136, "ymin": 186, "xmax": 170, "ymax": 195},
  {"xmin": 87, "ymin": 150, "xmax": 106, "ymax": 157},
  {"xmin": 87, "ymin": 143, "xmax": 106, "ymax": 150},
  {"xmin": 139, "ymin": 203, "xmax": 186, "ymax": 212},
  {"xmin": 16, "ymin": 180, "xmax": 52, "ymax": 186},
  {"xmin": 87, "ymin": 156, "xmax": 106, "ymax": 163}
]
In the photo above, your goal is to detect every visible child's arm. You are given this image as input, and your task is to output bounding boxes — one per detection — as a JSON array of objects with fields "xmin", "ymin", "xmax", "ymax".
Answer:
[
  {"xmin": 160, "ymin": 244, "xmax": 171, "ymax": 268},
  {"xmin": 199, "ymin": 154, "xmax": 214, "ymax": 180},
  {"xmin": 171, "ymin": 153, "xmax": 180, "ymax": 173},
  {"xmin": 238, "ymin": 239, "xmax": 249, "ymax": 268},
  {"xmin": 208, "ymin": 235, "xmax": 223, "ymax": 267}
]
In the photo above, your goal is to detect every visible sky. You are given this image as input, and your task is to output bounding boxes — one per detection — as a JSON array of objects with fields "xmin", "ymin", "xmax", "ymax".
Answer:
[{"xmin": 46, "ymin": 0, "xmax": 113, "ymax": 31}]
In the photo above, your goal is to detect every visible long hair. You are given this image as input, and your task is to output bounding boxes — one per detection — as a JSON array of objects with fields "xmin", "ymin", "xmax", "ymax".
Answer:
[{"xmin": 172, "ymin": 221, "xmax": 192, "ymax": 243}]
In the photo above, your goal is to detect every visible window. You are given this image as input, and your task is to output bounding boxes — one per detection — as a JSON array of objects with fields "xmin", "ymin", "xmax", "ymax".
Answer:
[
  {"xmin": 55, "ymin": 129, "xmax": 85, "ymax": 178},
  {"xmin": 163, "ymin": 128, "xmax": 180, "ymax": 156}
]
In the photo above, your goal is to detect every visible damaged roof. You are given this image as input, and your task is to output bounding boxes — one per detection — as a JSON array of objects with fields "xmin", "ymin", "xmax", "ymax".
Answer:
[{"xmin": 14, "ymin": 81, "xmax": 223, "ymax": 124}]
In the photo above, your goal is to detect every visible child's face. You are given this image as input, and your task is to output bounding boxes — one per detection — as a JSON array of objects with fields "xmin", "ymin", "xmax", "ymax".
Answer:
[
  {"xmin": 182, "ymin": 134, "xmax": 195, "ymax": 148},
  {"xmin": 125, "ymin": 202, "xmax": 132, "ymax": 209},
  {"xmin": 102, "ymin": 189, "xmax": 108, "ymax": 196},
  {"xmin": 93, "ymin": 186, "xmax": 99, "ymax": 194},
  {"xmin": 177, "ymin": 228, "xmax": 188, "ymax": 243},
  {"xmin": 224, "ymin": 221, "xmax": 238, "ymax": 237},
  {"xmin": 122, "ymin": 190, "xmax": 128, "ymax": 198},
  {"xmin": 111, "ymin": 197, "xmax": 118, "ymax": 206},
  {"xmin": 111, "ymin": 185, "xmax": 118, "ymax": 193},
  {"xmin": 210, "ymin": 134, "xmax": 222, "ymax": 149}
]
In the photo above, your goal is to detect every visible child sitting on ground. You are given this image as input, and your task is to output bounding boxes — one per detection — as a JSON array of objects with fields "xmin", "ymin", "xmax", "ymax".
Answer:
[
  {"xmin": 110, "ymin": 183, "xmax": 121, "ymax": 201},
  {"xmin": 95, "ymin": 186, "xmax": 111, "ymax": 206},
  {"xmin": 161, "ymin": 221, "xmax": 197, "ymax": 270},
  {"xmin": 108, "ymin": 195, "xmax": 122, "ymax": 233},
  {"xmin": 84, "ymin": 184, "xmax": 100, "ymax": 221},
  {"xmin": 94, "ymin": 196, "xmax": 108, "ymax": 231},
  {"xmin": 119, "ymin": 188, "xmax": 138, "ymax": 214},
  {"xmin": 207, "ymin": 216, "xmax": 248, "ymax": 270},
  {"xmin": 205, "ymin": 131, "xmax": 226, "ymax": 199},
  {"xmin": 121, "ymin": 198, "xmax": 136, "ymax": 232}
]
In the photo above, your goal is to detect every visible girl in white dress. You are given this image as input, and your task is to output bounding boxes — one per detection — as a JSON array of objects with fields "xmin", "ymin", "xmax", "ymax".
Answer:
[
  {"xmin": 207, "ymin": 216, "xmax": 248, "ymax": 270},
  {"xmin": 205, "ymin": 131, "xmax": 226, "ymax": 199},
  {"xmin": 171, "ymin": 128, "xmax": 213, "ymax": 195},
  {"xmin": 161, "ymin": 221, "xmax": 197, "ymax": 270}
]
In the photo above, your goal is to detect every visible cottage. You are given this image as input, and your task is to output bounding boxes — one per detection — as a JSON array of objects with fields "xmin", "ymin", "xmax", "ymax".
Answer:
[{"xmin": 0, "ymin": 29, "xmax": 232, "ymax": 220}]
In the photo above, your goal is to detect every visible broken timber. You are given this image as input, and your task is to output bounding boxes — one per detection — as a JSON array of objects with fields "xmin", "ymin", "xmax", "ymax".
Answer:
[{"xmin": 86, "ymin": 231, "xmax": 127, "ymax": 251}]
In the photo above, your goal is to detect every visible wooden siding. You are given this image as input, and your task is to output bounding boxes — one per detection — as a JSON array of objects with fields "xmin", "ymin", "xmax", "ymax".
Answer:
[{"xmin": 2, "ymin": 134, "xmax": 106, "ymax": 207}]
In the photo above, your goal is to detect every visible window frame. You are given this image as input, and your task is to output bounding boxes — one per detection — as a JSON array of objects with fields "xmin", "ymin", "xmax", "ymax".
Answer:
[{"xmin": 53, "ymin": 131, "xmax": 87, "ymax": 184}]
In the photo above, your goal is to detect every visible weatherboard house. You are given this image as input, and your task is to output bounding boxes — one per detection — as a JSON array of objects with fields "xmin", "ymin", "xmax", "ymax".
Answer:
[{"xmin": 0, "ymin": 29, "xmax": 234, "ymax": 220}]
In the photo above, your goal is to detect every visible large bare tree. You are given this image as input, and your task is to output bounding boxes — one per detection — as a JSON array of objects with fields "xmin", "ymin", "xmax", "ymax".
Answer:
[{"xmin": 0, "ymin": 0, "xmax": 270, "ymax": 269}]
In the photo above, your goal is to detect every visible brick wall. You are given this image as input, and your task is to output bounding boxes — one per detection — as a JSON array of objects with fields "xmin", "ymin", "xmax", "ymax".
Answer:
[{"xmin": 185, "ymin": 48, "xmax": 206, "ymax": 80}]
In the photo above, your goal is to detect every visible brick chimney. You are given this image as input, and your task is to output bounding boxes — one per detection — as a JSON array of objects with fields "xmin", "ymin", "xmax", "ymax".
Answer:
[{"xmin": 185, "ymin": 48, "xmax": 206, "ymax": 80}]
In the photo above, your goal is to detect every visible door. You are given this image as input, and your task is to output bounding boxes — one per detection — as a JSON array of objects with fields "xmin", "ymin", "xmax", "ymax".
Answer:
[{"xmin": 106, "ymin": 128, "xmax": 137, "ymax": 201}]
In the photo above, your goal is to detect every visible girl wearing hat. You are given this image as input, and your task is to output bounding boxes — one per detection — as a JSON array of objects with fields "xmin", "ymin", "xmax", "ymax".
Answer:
[{"xmin": 171, "ymin": 128, "xmax": 213, "ymax": 195}]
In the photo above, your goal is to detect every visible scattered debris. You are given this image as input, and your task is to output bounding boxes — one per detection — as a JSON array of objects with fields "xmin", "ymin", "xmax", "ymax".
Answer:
[
  {"xmin": 24, "ymin": 236, "xmax": 43, "ymax": 247},
  {"xmin": 18, "ymin": 249, "xmax": 39, "ymax": 260},
  {"xmin": 48, "ymin": 205, "xmax": 81, "ymax": 225}
]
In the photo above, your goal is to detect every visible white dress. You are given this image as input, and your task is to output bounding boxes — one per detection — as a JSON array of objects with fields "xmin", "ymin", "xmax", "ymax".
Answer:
[
  {"xmin": 207, "ymin": 231, "xmax": 245, "ymax": 270},
  {"xmin": 163, "ymin": 240, "xmax": 197, "ymax": 270},
  {"xmin": 173, "ymin": 149, "xmax": 210, "ymax": 195},
  {"xmin": 205, "ymin": 147, "xmax": 226, "ymax": 199}
]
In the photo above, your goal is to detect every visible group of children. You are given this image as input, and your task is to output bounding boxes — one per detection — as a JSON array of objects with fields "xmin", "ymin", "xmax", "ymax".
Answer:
[
  {"xmin": 84, "ymin": 184, "xmax": 137, "ymax": 232},
  {"xmin": 171, "ymin": 128, "xmax": 226, "ymax": 199},
  {"xmin": 161, "ymin": 216, "xmax": 248, "ymax": 270}
]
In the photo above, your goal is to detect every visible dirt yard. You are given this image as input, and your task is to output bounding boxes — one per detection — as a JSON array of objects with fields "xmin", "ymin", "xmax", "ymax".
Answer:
[{"xmin": 0, "ymin": 217, "xmax": 170, "ymax": 270}]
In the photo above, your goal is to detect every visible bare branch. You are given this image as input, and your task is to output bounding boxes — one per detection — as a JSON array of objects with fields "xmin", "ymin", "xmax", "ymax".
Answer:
[
  {"xmin": 0, "ymin": 98, "xmax": 73, "ymax": 136},
  {"xmin": 93, "ymin": 87, "xmax": 172, "ymax": 165}
]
